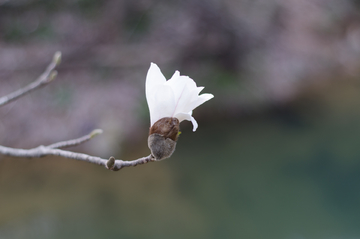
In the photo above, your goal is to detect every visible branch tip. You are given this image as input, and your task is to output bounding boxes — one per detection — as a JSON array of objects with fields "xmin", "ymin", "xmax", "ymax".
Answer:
[
  {"xmin": 0, "ymin": 51, "xmax": 60, "ymax": 107},
  {"xmin": 90, "ymin": 129, "xmax": 103, "ymax": 138},
  {"xmin": 53, "ymin": 51, "xmax": 62, "ymax": 65}
]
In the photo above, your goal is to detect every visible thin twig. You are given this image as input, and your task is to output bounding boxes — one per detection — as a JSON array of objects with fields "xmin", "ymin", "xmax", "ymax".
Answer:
[
  {"xmin": 47, "ymin": 129, "xmax": 103, "ymax": 149},
  {"xmin": 0, "ymin": 51, "xmax": 157, "ymax": 171},
  {"xmin": 0, "ymin": 128, "xmax": 156, "ymax": 171},
  {"xmin": 0, "ymin": 52, "xmax": 61, "ymax": 107},
  {"xmin": 0, "ymin": 143, "xmax": 155, "ymax": 171}
]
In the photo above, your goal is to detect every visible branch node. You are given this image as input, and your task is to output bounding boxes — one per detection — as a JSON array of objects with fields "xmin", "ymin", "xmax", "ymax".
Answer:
[
  {"xmin": 48, "ymin": 70, "xmax": 58, "ymax": 82},
  {"xmin": 106, "ymin": 156, "xmax": 116, "ymax": 170}
]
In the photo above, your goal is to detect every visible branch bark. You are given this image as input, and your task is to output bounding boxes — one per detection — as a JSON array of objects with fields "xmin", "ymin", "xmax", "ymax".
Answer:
[
  {"xmin": 46, "ymin": 129, "xmax": 103, "ymax": 149},
  {"xmin": 0, "ymin": 52, "xmax": 156, "ymax": 171},
  {"xmin": 0, "ymin": 142, "xmax": 155, "ymax": 171}
]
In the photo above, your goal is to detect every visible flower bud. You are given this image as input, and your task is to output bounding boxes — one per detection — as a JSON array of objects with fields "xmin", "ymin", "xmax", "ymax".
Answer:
[{"xmin": 148, "ymin": 117, "xmax": 180, "ymax": 161}]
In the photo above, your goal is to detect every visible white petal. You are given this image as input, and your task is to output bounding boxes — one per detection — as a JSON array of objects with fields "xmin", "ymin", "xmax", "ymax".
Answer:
[
  {"xmin": 169, "ymin": 70, "xmax": 180, "ymax": 81},
  {"xmin": 174, "ymin": 112, "xmax": 199, "ymax": 131},
  {"xmin": 145, "ymin": 63, "xmax": 213, "ymax": 131},
  {"xmin": 166, "ymin": 75, "xmax": 193, "ymax": 103},
  {"xmin": 146, "ymin": 63, "xmax": 167, "ymax": 106},
  {"xmin": 190, "ymin": 117, "xmax": 198, "ymax": 132},
  {"xmin": 146, "ymin": 63, "xmax": 166, "ymax": 85},
  {"xmin": 190, "ymin": 93, "xmax": 214, "ymax": 110},
  {"xmin": 146, "ymin": 63, "xmax": 177, "ymax": 126},
  {"xmin": 172, "ymin": 87, "xmax": 210, "ymax": 115},
  {"xmin": 174, "ymin": 112, "xmax": 192, "ymax": 123},
  {"xmin": 148, "ymin": 85, "xmax": 176, "ymax": 126},
  {"xmin": 196, "ymin": 86, "xmax": 204, "ymax": 94},
  {"xmin": 167, "ymin": 76, "xmax": 198, "ymax": 115}
]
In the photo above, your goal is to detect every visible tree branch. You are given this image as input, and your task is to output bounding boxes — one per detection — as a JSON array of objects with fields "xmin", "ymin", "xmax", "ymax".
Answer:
[
  {"xmin": 0, "ymin": 136, "xmax": 155, "ymax": 171},
  {"xmin": 0, "ymin": 52, "xmax": 157, "ymax": 171},
  {"xmin": 47, "ymin": 129, "xmax": 104, "ymax": 149},
  {"xmin": 0, "ymin": 51, "xmax": 61, "ymax": 107}
]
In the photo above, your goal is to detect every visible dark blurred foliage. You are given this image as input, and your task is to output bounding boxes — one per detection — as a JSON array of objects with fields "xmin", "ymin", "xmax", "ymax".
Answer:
[{"xmin": 0, "ymin": 0, "xmax": 359, "ymax": 151}]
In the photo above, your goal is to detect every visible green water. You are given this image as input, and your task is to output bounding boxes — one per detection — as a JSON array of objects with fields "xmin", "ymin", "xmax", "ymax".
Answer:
[{"xmin": 1, "ymin": 81, "xmax": 360, "ymax": 239}]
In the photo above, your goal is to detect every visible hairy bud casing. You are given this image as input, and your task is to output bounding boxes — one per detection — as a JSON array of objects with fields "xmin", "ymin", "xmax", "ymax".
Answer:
[
  {"xmin": 148, "ymin": 134, "xmax": 177, "ymax": 161},
  {"xmin": 148, "ymin": 117, "xmax": 180, "ymax": 160}
]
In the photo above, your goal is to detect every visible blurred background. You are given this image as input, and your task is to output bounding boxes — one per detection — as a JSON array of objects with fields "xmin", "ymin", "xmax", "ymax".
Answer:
[{"xmin": 1, "ymin": 0, "xmax": 360, "ymax": 238}]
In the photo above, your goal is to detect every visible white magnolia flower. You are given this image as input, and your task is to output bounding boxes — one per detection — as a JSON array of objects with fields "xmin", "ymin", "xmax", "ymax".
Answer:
[{"xmin": 146, "ymin": 63, "xmax": 214, "ymax": 132}]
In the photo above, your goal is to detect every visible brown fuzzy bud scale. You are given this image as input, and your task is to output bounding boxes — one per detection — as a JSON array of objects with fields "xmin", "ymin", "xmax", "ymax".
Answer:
[
  {"xmin": 148, "ymin": 117, "xmax": 180, "ymax": 161},
  {"xmin": 149, "ymin": 117, "xmax": 180, "ymax": 141},
  {"xmin": 148, "ymin": 134, "xmax": 177, "ymax": 161}
]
